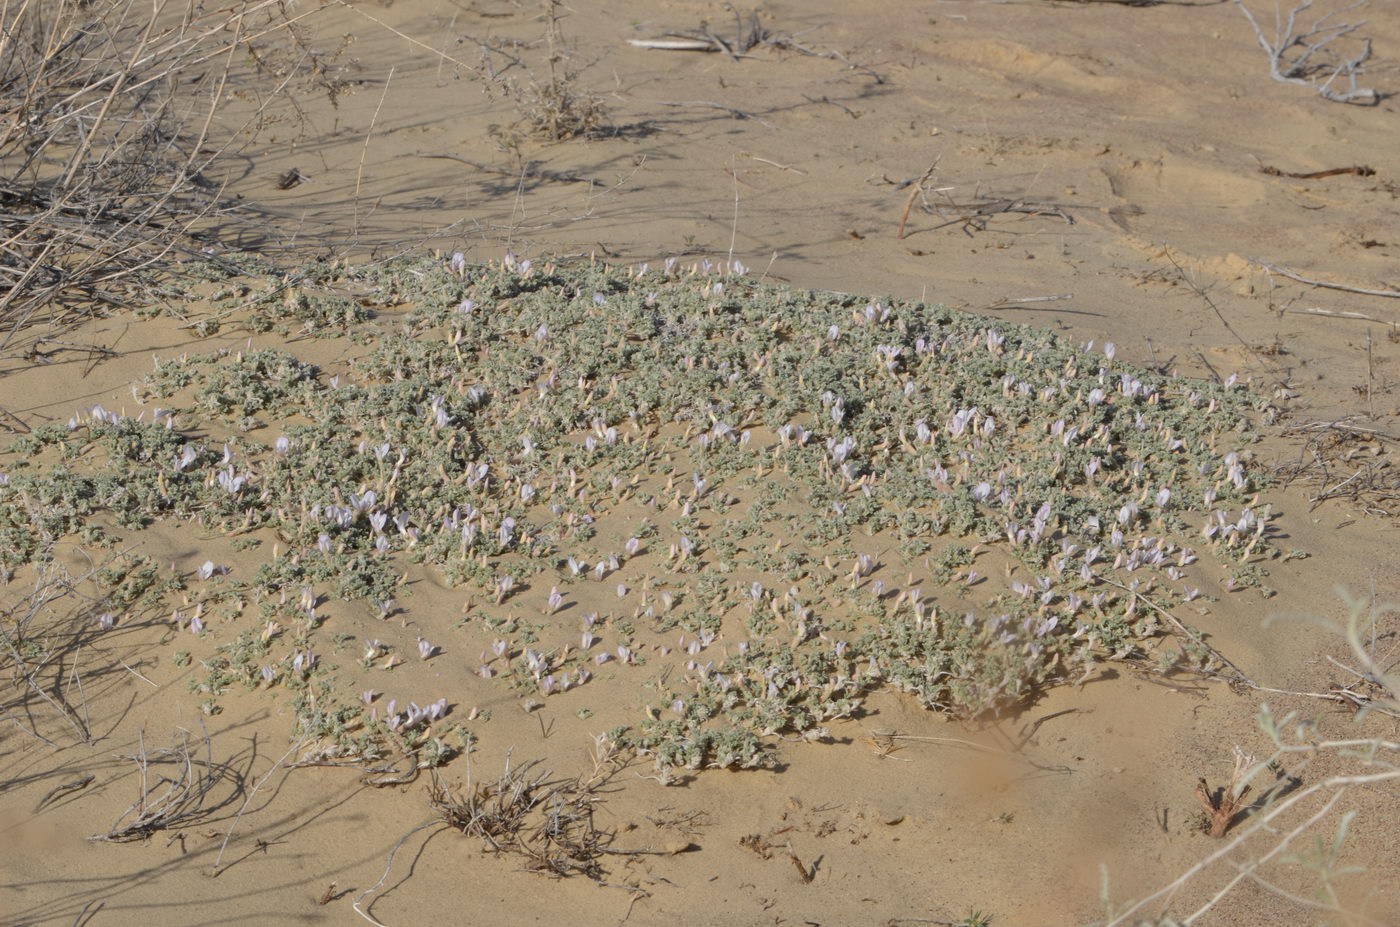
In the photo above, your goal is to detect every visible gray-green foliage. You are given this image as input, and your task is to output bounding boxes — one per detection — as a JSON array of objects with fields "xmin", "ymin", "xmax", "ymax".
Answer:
[{"xmin": 0, "ymin": 255, "xmax": 1277, "ymax": 770}]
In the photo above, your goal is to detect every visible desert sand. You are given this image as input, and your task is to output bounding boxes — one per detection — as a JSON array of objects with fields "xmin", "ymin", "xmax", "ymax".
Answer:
[{"xmin": 3, "ymin": 2, "xmax": 1399, "ymax": 926}]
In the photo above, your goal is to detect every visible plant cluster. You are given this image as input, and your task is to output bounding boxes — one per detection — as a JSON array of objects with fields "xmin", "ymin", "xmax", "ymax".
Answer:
[{"xmin": 2, "ymin": 254, "xmax": 1280, "ymax": 775}]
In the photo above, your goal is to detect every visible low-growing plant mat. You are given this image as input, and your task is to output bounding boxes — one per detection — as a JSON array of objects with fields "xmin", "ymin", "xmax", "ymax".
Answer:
[
  {"xmin": 3, "ymin": 257, "xmax": 1397, "ymax": 927},
  {"xmin": 3, "ymin": 255, "xmax": 1277, "ymax": 773}
]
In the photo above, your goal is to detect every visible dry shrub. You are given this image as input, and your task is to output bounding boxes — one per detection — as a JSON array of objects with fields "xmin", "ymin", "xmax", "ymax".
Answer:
[
  {"xmin": 89, "ymin": 728, "xmax": 235, "ymax": 842},
  {"xmin": 0, "ymin": 0, "xmax": 332, "ymax": 355},
  {"xmin": 478, "ymin": 0, "xmax": 608, "ymax": 142},
  {"xmin": 428, "ymin": 738, "xmax": 624, "ymax": 879},
  {"xmin": 1, "ymin": 561, "xmax": 91, "ymax": 746}
]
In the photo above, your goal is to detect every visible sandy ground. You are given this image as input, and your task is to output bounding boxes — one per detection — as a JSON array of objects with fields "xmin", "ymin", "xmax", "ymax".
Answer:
[{"xmin": 4, "ymin": 1, "xmax": 1400, "ymax": 925}]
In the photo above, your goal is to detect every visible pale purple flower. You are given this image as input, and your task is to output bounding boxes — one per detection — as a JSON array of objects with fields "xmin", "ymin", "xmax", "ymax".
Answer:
[
  {"xmin": 97, "ymin": 612, "xmax": 116, "ymax": 630},
  {"xmin": 197, "ymin": 560, "xmax": 217, "ymax": 581},
  {"xmin": 261, "ymin": 666, "xmax": 275, "ymax": 683},
  {"xmin": 417, "ymin": 638, "xmax": 436, "ymax": 661},
  {"xmin": 217, "ymin": 467, "xmax": 245, "ymax": 494},
  {"xmin": 274, "ymin": 435, "xmax": 290, "ymax": 455},
  {"xmin": 547, "ymin": 587, "xmax": 563, "ymax": 613},
  {"xmin": 189, "ymin": 615, "xmax": 204, "ymax": 635},
  {"xmin": 361, "ymin": 690, "xmax": 377, "ymax": 705}
]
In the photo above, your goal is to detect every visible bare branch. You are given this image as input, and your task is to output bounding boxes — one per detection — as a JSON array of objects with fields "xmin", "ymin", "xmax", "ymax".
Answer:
[{"xmin": 1234, "ymin": 0, "xmax": 1379, "ymax": 104}]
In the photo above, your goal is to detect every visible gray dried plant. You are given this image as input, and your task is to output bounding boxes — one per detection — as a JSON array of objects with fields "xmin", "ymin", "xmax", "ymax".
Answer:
[
  {"xmin": 0, "ymin": 0, "xmax": 340, "ymax": 360},
  {"xmin": 1234, "ymin": 0, "xmax": 1379, "ymax": 104},
  {"xmin": 477, "ymin": 0, "xmax": 609, "ymax": 142},
  {"xmin": 89, "ymin": 728, "xmax": 231, "ymax": 842}
]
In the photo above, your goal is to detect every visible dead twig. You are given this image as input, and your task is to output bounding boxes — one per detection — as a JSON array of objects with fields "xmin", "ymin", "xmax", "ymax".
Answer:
[
  {"xmin": 897, "ymin": 159, "xmax": 940, "ymax": 240},
  {"xmin": 1259, "ymin": 163, "xmax": 1375, "ymax": 178},
  {"xmin": 352, "ymin": 820, "xmax": 445, "ymax": 927},
  {"xmin": 1253, "ymin": 258, "xmax": 1400, "ymax": 299},
  {"xmin": 1234, "ymin": 0, "xmax": 1379, "ymax": 104},
  {"xmin": 1283, "ymin": 307, "xmax": 1394, "ymax": 329},
  {"xmin": 925, "ymin": 196, "xmax": 1077, "ymax": 235},
  {"xmin": 33, "ymin": 774, "xmax": 95, "ymax": 812},
  {"xmin": 208, "ymin": 738, "xmax": 304, "ymax": 876},
  {"xmin": 658, "ymin": 100, "xmax": 774, "ymax": 128}
]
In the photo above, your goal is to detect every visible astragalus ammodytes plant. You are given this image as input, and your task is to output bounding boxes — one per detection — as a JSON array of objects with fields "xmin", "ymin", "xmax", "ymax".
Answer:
[{"xmin": 0, "ymin": 253, "xmax": 1279, "ymax": 776}]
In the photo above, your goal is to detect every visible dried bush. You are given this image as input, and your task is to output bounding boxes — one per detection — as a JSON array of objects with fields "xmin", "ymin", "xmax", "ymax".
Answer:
[
  {"xmin": 478, "ymin": 0, "xmax": 609, "ymax": 142},
  {"xmin": 0, "ymin": 560, "xmax": 96, "ymax": 747},
  {"xmin": 0, "ymin": 0, "xmax": 329, "ymax": 356},
  {"xmin": 429, "ymin": 737, "xmax": 623, "ymax": 879},
  {"xmin": 89, "ymin": 728, "xmax": 236, "ymax": 842}
]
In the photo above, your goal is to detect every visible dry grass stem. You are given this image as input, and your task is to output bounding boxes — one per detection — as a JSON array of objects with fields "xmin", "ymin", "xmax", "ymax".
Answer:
[
  {"xmin": 1253, "ymin": 257, "xmax": 1400, "ymax": 298},
  {"xmin": 0, "ymin": 0, "xmax": 337, "ymax": 354},
  {"xmin": 90, "ymin": 729, "xmax": 226, "ymax": 842},
  {"xmin": 429, "ymin": 738, "xmax": 625, "ymax": 880}
]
